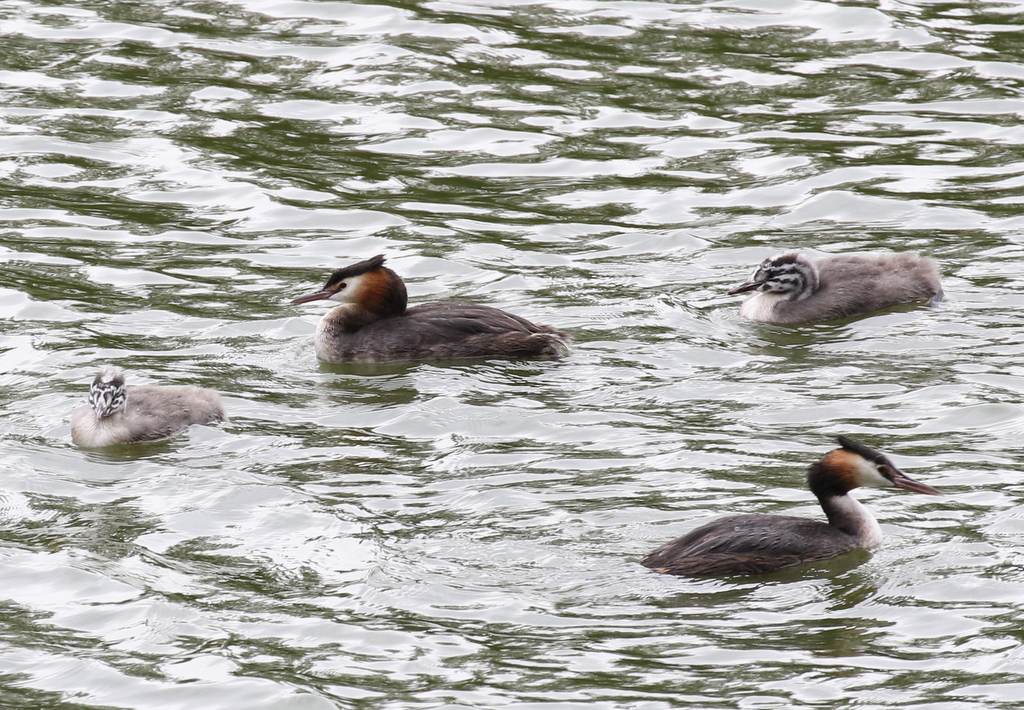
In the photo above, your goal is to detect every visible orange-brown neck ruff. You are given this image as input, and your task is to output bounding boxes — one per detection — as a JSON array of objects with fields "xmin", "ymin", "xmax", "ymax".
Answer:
[
  {"xmin": 349, "ymin": 267, "xmax": 407, "ymax": 319},
  {"xmin": 808, "ymin": 449, "xmax": 864, "ymax": 498}
]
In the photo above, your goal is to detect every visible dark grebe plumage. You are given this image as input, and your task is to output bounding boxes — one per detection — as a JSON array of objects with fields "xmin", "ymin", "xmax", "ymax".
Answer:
[
  {"xmin": 291, "ymin": 255, "xmax": 571, "ymax": 363},
  {"xmin": 641, "ymin": 436, "xmax": 940, "ymax": 577}
]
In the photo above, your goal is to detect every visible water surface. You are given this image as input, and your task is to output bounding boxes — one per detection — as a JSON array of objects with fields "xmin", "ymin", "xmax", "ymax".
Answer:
[{"xmin": 2, "ymin": 0, "xmax": 1024, "ymax": 707}]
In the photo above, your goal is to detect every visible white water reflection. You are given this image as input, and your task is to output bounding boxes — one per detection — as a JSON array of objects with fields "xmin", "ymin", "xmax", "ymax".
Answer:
[{"xmin": 2, "ymin": 0, "xmax": 1024, "ymax": 707}]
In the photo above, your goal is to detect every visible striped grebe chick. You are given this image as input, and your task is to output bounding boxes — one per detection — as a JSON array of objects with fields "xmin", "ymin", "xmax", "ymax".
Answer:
[
  {"xmin": 729, "ymin": 251, "xmax": 943, "ymax": 324},
  {"xmin": 641, "ymin": 436, "xmax": 941, "ymax": 577},
  {"xmin": 291, "ymin": 254, "xmax": 571, "ymax": 363},
  {"xmin": 71, "ymin": 366, "xmax": 225, "ymax": 447}
]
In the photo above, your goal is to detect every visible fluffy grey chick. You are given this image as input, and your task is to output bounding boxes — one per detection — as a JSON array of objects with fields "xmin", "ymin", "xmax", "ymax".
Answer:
[
  {"xmin": 729, "ymin": 251, "xmax": 943, "ymax": 324},
  {"xmin": 71, "ymin": 366, "xmax": 225, "ymax": 447}
]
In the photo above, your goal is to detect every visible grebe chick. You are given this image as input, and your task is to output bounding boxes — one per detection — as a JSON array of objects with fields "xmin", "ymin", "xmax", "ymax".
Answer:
[
  {"xmin": 291, "ymin": 254, "xmax": 572, "ymax": 363},
  {"xmin": 641, "ymin": 436, "xmax": 940, "ymax": 577},
  {"xmin": 729, "ymin": 251, "xmax": 943, "ymax": 324},
  {"xmin": 71, "ymin": 366, "xmax": 226, "ymax": 447}
]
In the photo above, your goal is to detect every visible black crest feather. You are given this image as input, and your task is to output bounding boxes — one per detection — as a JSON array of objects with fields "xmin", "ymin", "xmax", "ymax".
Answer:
[
  {"xmin": 836, "ymin": 435, "xmax": 888, "ymax": 465},
  {"xmin": 325, "ymin": 254, "xmax": 387, "ymax": 288}
]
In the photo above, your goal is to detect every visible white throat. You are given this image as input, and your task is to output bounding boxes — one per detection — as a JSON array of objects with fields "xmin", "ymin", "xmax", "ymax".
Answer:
[
  {"xmin": 739, "ymin": 291, "xmax": 786, "ymax": 320},
  {"xmin": 825, "ymin": 494, "xmax": 884, "ymax": 547}
]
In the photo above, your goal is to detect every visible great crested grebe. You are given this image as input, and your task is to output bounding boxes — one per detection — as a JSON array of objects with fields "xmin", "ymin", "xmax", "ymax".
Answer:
[
  {"xmin": 641, "ymin": 436, "xmax": 941, "ymax": 577},
  {"xmin": 71, "ymin": 366, "xmax": 226, "ymax": 447},
  {"xmin": 291, "ymin": 254, "xmax": 572, "ymax": 363},
  {"xmin": 729, "ymin": 251, "xmax": 943, "ymax": 324}
]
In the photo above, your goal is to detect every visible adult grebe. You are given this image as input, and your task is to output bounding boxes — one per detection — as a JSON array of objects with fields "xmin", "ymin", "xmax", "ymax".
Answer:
[
  {"xmin": 729, "ymin": 251, "xmax": 943, "ymax": 324},
  {"xmin": 641, "ymin": 436, "xmax": 941, "ymax": 577},
  {"xmin": 291, "ymin": 254, "xmax": 572, "ymax": 363},
  {"xmin": 71, "ymin": 366, "xmax": 226, "ymax": 447}
]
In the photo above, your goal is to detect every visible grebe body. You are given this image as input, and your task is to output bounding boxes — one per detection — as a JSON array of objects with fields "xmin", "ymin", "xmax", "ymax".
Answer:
[
  {"xmin": 729, "ymin": 252, "xmax": 943, "ymax": 324},
  {"xmin": 71, "ymin": 367, "xmax": 225, "ymax": 447},
  {"xmin": 292, "ymin": 255, "xmax": 571, "ymax": 363},
  {"xmin": 641, "ymin": 436, "xmax": 940, "ymax": 577}
]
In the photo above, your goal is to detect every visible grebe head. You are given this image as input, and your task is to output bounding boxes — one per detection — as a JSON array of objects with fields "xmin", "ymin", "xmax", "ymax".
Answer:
[
  {"xmin": 89, "ymin": 366, "xmax": 127, "ymax": 418},
  {"xmin": 291, "ymin": 254, "xmax": 407, "ymax": 317},
  {"xmin": 810, "ymin": 435, "xmax": 941, "ymax": 497},
  {"xmin": 729, "ymin": 252, "xmax": 819, "ymax": 301}
]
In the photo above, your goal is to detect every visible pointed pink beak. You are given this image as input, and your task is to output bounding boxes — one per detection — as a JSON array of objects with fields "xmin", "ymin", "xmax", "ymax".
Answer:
[
  {"xmin": 728, "ymin": 280, "xmax": 763, "ymax": 295},
  {"xmin": 291, "ymin": 289, "xmax": 334, "ymax": 304},
  {"xmin": 891, "ymin": 473, "xmax": 941, "ymax": 496}
]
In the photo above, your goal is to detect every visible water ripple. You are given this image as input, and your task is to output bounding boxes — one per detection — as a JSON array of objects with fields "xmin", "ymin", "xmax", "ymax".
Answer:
[{"xmin": 2, "ymin": 0, "xmax": 1024, "ymax": 707}]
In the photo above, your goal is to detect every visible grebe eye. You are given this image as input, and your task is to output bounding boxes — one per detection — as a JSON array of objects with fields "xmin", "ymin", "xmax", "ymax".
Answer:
[{"xmin": 877, "ymin": 464, "xmax": 892, "ymax": 477}]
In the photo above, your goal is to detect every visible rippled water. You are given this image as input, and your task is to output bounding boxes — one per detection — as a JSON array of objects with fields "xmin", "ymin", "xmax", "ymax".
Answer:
[{"xmin": 3, "ymin": 0, "xmax": 1024, "ymax": 707}]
